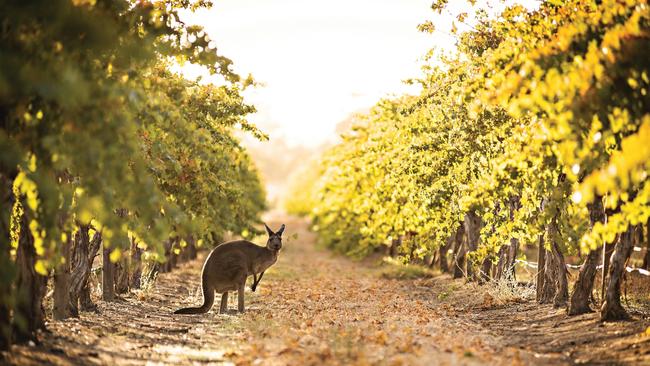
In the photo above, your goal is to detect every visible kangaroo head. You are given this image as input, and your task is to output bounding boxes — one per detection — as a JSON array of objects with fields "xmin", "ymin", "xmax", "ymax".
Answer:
[{"xmin": 264, "ymin": 223, "xmax": 284, "ymax": 251}]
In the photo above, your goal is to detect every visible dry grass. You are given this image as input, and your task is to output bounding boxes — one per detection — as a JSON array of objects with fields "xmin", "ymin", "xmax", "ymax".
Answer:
[
  {"xmin": 380, "ymin": 257, "xmax": 436, "ymax": 280},
  {"xmin": 483, "ymin": 275, "xmax": 535, "ymax": 306}
]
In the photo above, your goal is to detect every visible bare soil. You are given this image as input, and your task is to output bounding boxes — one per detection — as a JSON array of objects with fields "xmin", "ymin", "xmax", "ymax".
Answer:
[{"xmin": 4, "ymin": 213, "xmax": 650, "ymax": 365}]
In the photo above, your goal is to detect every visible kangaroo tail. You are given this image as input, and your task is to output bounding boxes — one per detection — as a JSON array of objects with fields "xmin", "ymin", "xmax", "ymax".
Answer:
[{"xmin": 174, "ymin": 281, "xmax": 214, "ymax": 315}]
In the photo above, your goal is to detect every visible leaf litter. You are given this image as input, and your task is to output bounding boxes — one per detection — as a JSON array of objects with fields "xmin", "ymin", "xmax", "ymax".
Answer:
[{"xmin": 5, "ymin": 214, "xmax": 650, "ymax": 365}]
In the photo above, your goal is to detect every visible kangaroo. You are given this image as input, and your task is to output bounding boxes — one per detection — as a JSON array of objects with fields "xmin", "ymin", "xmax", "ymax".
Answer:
[{"xmin": 174, "ymin": 223, "xmax": 284, "ymax": 315}]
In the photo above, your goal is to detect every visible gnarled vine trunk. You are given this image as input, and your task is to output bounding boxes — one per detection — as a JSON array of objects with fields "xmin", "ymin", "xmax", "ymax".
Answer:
[
  {"xmin": 187, "ymin": 238, "xmax": 197, "ymax": 260},
  {"xmin": 82, "ymin": 229, "xmax": 102, "ymax": 311},
  {"xmin": 130, "ymin": 236, "xmax": 142, "ymax": 289},
  {"xmin": 160, "ymin": 238, "xmax": 177, "ymax": 273},
  {"xmin": 69, "ymin": 225, "xmax": 102, "ymax": 314},
  {"xmin": 0, "ymin": 170, "xmax": 17, "ymax": 350},
  {"xmin": 451, "ymin": 225, "xmax": 466, "ymax": 279},
  {"xmin": 538, "ymin": 205, "xmax": 568, "ymax": 307},
  {"xmin": 600, "ymin": 240, "xmax": 616, "ymax": 303},
  {"xmin": 114, "ymin": 254, "xmax": 129, "ymax": 294},
  {"xmin": 102, "ymin": 244, "xmax": 115, "ymax": 301},
  {"xmin": 438, "ymin": 235, "xmax": 453, "ymax": 273},
  {"xmin": 535, "ymin": 234, "xmax": 547, "ymax": 303},
  {"xmin": 112, "ymin": 209, "xmax": 130, "ymax": 294},
  {"xmin": 568, "ymin": 199, "xmax": 605, "ymax": 315},
  {"xmin": 495, "ymin": 238, "xmax": 519, "ymax": 282},
  {"xmin": 538, "ymin": 243, "xmax": 557, "ymax": 304},
  {"xmin": 496, "ymin": 196, "xmax": 520, "ymax": 282},
  {"xmin": 600, "ymin": 227, "xmax": 635, "ymax": 321},
  {"xmin": 53, "ymin": 234, "xmax": 72, "ymax": 319},
  {"xmin": 12, "ymin": 211, "xmax": 47, "ymax": 343},
  {"xmin": 551, "ymin": 239, "xmax": 569, "ymax": 308},
  {"xmin": 425, "ymin": 251, "xmax": 436, "ymax": 268},
  {"xmin": 388, "ymin": 237, "xmax": 400, "ymax": 257},
  {"xmin": 479, "ymin": 257, "xmax": 492, "ymax": 284},
  {"xmin": 179, "ymin": 238, "xmax": 191, "ymax": 264},
  {"xmin": 463, "ymin": 212, "xmax": 481, "ymax": 281},
  {"xmin": 495, "ymin": 245, "xmax": 507, "ymax": 280},
  {"xmin": 567, "ymin": 249, "xmax": 600, "ymax": 315},
  {"xmin": 80, "ymin": 285, "xmax": 95, "ymax": 311}
]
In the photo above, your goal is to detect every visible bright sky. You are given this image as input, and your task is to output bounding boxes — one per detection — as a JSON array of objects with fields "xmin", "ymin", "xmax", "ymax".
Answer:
[
  {"xmin": 182, "ymin": 1, "xmax": 540, "ymax": 149},
  {"xmin": 182, "ymin": 0, "xmax": 447, "ymax": 147}
]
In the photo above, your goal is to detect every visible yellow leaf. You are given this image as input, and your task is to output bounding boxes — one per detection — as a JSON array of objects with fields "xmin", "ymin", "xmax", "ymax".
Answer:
[
  {"xmin": 109, "ymin": 248, "xmax": 121, "ymax": 263},
  {"xmin": 79, "ymin": 210, "xmax": 93, "ymax": 224},
  {"xmin": 72, "ymin": 0, "xmax": 96, "ymax": 6},
  {"xmin": 28, "ymin": 154, "xmax": 37, "ymax": 172},
  {"xmin": 34, "ymin": 260, "xmax": 48, "ymax": 276}
]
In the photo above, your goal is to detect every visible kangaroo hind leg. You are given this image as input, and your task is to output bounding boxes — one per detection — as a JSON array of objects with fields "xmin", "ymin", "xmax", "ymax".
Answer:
[
  {"xmin": 219, "ymin": 292, "xmax": 228, "ymax": 314},
  {"xmin": 238, "ymin": 281, "xmax": 245, "ymax": 313}
]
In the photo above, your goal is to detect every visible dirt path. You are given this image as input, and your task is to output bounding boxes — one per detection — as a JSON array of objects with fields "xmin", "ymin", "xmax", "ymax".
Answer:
[{"xmin": 6, "ymin": 213, "xmax": 650, "ymax": 365}]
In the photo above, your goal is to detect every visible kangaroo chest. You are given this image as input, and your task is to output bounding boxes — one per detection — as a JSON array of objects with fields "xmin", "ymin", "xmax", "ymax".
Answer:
[{"xmin": 253, "ymin": 254, "xmax": 277, "ymax": 274}]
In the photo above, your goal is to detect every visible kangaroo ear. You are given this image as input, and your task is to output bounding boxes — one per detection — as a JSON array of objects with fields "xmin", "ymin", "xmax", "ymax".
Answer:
[
  {"xmin": 277, "ymin": 224, "xmax": 285, "ymax": 236},
  {"xmin": 264, "ymin": 223, "xmax": 273, "ymax": 236}
]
